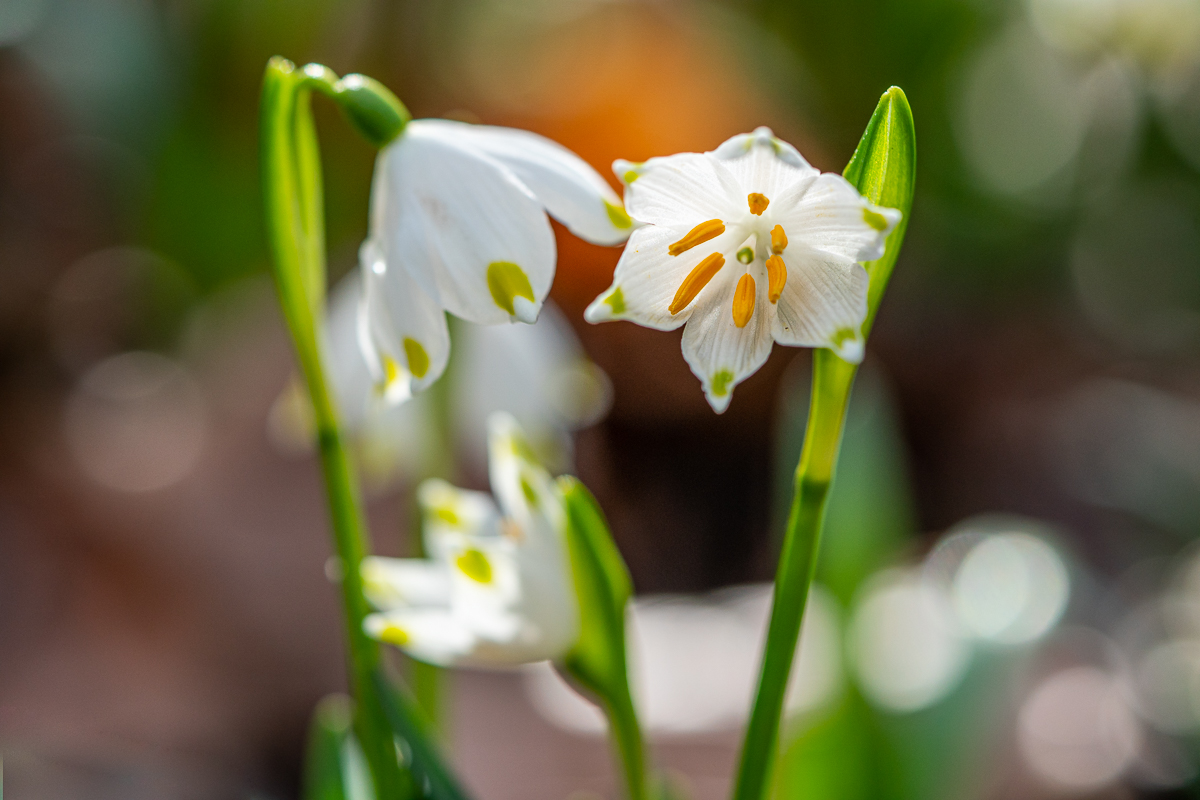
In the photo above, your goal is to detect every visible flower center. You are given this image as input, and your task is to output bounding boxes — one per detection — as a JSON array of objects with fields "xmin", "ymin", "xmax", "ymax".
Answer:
[{"xmin": 747, "ymin": 193, "xmax": 770, "ymax": 215}]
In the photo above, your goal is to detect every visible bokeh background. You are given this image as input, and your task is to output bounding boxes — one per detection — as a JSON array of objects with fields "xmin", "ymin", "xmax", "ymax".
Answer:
[{"xmin": 3, "ymin": 0, "xmax": 1200, "ymax": 798}]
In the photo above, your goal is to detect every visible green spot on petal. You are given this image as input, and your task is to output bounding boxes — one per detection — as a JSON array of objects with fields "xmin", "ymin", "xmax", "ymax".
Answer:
[
  {"xmin": 379, "ymin": 623, "xmax": 410, "ymax": 646},
  {"xmin": 520, "ymin": 475, "xmax": 538, "ymax": 505},
  {"xmin": 737, "ymin": 247, "xmax": 754, "ymax": 265},
  {"xmin": 711, "ymin": 369, "xmax": 734, "ymax": 397},
  {"xmin": 605, "ymin": 200, "xmax": 633, "ymax": 229},
  {"xmin": 604, "ymin": 286, "xmax": 626, "ymax": 315},
  {"xmin": 402, "ymin": 337, "xmax": 429, "ymax": 379},
  {"xmin": 487, "ymin": 261, "xmax": 535, "ymax": 317},
  {"xmin": 383, "ymin": 355, "xmax": 400, "ymax": 384},
  {"xmin": 863, "ymin": 207, "xmax": 889, "ymax": 231},
  {"xmin": 431, "ymin": 505, "xmax": 459, "ymax": 526},
  {"xmin": 832, "ymin": 327, "xmax": 859, "ymax": 347},
  {"xmin": 623, "ymin": 170, "xmax": 640, "ymax": 184},
  {"xmin": 456, "ymin": 548, "xmax": 493, "ymax": 584}
]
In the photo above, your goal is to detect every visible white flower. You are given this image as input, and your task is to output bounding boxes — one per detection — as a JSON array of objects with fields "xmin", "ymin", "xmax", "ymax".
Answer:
[
  {"xmin": 584, "ymin": 127, "xmax": 900, "ymax": 413},
  {"xmin": 357, "ymin": 120, "xmax": 634, "ymax": 402},
  {"xmin": 362, "ymin": 413, "xmax": 579, "ymax": 667}
]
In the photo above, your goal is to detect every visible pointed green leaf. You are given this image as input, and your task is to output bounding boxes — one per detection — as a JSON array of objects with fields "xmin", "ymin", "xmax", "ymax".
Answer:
[
  {"xmin": 557, "ymin": 476, "xmax": 648, "ymax": 800},
  {"xmin": 556, "ymin": 476, "xmax": 633, "ymax": 697},
  {"xmin": 303, "ymin": 695, "xmax": 380, "ymax": 800},
  {"xmin": 371, "ymin": 671, "xmax": 472, "ymax": 800},
  {"xmin": 842, "ymin": 86, "xmax": 916, "ymax": 339}
]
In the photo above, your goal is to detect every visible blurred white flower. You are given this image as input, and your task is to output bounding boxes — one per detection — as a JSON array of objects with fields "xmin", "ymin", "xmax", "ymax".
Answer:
[
  {"xmin": 272, "ymin": 273, "xmax": 611, "ymax": 483},
  {"xmin": 358, "ymin": 120, "xmax": 633, "ymax": 402},
  {"xmin": 585, "ymin": 127, "xmax": 899, "ymax": 412},
  {"xmin": 362, "ymin": 413, "xmax": 579, "ymax": 667}
]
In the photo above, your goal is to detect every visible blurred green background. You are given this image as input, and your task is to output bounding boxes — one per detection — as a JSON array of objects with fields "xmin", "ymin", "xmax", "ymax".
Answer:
[{"xmin": 3, "ymin": 0, "xmax": 1200, "ymax": 798}]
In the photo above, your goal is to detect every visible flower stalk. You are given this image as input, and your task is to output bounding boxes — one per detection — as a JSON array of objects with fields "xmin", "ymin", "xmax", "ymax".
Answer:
[
  {"xmin": 260, "ymin": 56, "xmax": 411, "ymax": 798},
  {"xmin": 730, "ymin": 87, "xmax": 916, "ymax": 800}
]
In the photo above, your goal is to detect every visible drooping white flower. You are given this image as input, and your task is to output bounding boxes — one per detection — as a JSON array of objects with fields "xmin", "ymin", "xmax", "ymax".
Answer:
[
  {"xmin": 584, "ymin": 127, "xmax": 901, "ymax": 413},
  {"xmin": 357, "ymin": 120, "xmax": 634, "ymax": 402},
  {"xmin": 362, "ymin": 413, "xmax": 579, "ymax": 667}
]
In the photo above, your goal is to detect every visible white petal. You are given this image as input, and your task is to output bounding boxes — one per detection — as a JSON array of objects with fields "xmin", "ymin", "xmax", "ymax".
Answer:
[
  {"xmin": 710, "ymin": 126, "xmax": 820, "ymax": 200},
  {"xmin": 584, "ymin": 224, "xmax": 743, "ymax": 330},
  {"xmin": 775, "ymin": 173, "xmax": 901, "ymax": 263},
  {"xmin": 364, "ymin": 609, "xmax": 475, "ymax": 666},
  {"xmin": 416, "ymin": 478, "xmax": 502, "ymax": 558},
  {"xmin": 616, "ymin": 152, "xmax": 744, "ymax": 228},
  {"xmin": 361, "ymin": 556, "xmax": 452, "ymax": 611},
  {"xmin": 373, "ymin": 122, "xmax": 556, "ymax": 324},
  {"xmin": 358, "ymin": 240, "xmax": 450, "ymax": 404},
  {"xmin": 452, "ymin": 302, "xmax": 610, "ymax": 472},
  {"xmin": 321, "ymin": 272, "xmax": 375, "ymax": 430},
  {"xmin": 770, "ymin": 246, "xmax": 869, "ymax": 363},
  {"xmin": 486, "ymin": 412, "xmax": 563, "ymax": 533},
  {"xmin": 423, "ymin": 120, "xmax": 634, "ymax": 246},
  {"xmin": 680, "ymin": 263, "xmax": 776, "ymax": 413}
]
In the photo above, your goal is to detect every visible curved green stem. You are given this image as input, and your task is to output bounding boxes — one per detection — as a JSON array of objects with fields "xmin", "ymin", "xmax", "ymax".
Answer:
[{"xmin": 260, "ymin": 56, "xmax": 409, "ymax": 799}]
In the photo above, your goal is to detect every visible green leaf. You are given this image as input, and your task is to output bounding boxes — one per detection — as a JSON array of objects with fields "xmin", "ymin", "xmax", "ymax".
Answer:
[
  {"xmin": 556, "ymin": 476, "xmax": 633, "ymax": 698},
  {"xmin": 303, "ymin": 695, "xmax": 380, "ymax": 800},
  {"xmin": 842, "ymin": 86, "xmax": 917, "ymax": 338},
  {"xmin": 371, "ymin": 671, "xmax": 472, "ymax": 800},
  {"xmin": 556, "ymin": 476, "xmax": 648, "ymax": 800}
]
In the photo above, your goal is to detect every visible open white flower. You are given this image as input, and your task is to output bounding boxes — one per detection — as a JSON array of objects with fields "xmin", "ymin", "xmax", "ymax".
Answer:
[
  {"xmin": 585, "ymin": 127, "xmax": 900, "ymax": 413},
  {"xmin": 357, "ymin": 120, "xmax": 634, "ymax": 401},
  {"xmin": 362, "ymin": 413, "xmax": 579, "ymax": 667}
]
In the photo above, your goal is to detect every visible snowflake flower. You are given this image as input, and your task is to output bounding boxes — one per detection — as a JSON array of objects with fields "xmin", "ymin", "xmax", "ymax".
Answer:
[
  {"xmin": 585, "ymin": 127, "xmax": 900, "ymax": 412},
  {"xmin": 362, "ymin": 413, "xmax": 578, "ymax": 667}
]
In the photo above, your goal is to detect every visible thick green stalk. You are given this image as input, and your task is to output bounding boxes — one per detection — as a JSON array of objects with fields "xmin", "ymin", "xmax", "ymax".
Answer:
[
  {"xmin": 260, "ymin": 57, "xmax": 409, "ymax": 799},
  {"xmin": 730, "ymin": 87, "xmax": 915, "ymax": 800},
  {"xmin": 730, "ymin": 352, "xmax": 855, "ymax": 800},
  {"xmin": 603, "ymin": 685, "xmax": 648, "ymax": 800}
]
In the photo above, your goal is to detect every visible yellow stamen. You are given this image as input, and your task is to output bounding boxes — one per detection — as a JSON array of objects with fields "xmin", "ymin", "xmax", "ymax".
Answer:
[
  {"xmin": 766, "ymin": 255, "xmax": 787, "ymax": 303},
  {"xmin": 668, "ymin": 219, "xmax": 725, "ymax": 256},
  {"xmin": 770, "ymin": 224, "xmax": 788, "ymax": 254},
  {"xmin": 733, "ymin": 274, "xmax": 756, "ymax": 327},
  {"xmin": 747, "ymin": 193, "xmax": 770, "ymax": 215},
  {"xmin": 669, "ymin": 253, "xmax": 725, "ymax": 315}
]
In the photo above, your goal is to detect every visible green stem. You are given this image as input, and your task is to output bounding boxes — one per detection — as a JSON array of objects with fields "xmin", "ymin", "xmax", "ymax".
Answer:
[
  {"xmin": 730, "ymin": 349, "xmax": 857, "ymax": 800},
  {"xmin": 260, "ymin": 57, "xmax": 409, "ymax": 799},
  {"xmin": 604, "ymin": 686, "xmax": 648, "ymax": 800}
]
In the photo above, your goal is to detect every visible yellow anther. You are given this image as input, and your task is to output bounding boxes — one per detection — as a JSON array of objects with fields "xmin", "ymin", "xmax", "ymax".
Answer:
[
  {"xmin": 747, "ymin": 193, "xmax": 770, "ymax": 215},
  {"xmin": 669, "ymin": 253, "xmax": 725, "ymax": 315},
  {"xmin": 732, "ymin": 274, "xmax": 756, "ymax": 328},
  {"xmin": 770, "ymin": 224, "xmax": 788, "ymax": 254},
  {"xmin": 766, "ymin": 255, "xmax": 787, "ymax": 303},
  {"xmin": 668, "ymin": 219, "xmax": 725, "ymax": 256}
]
